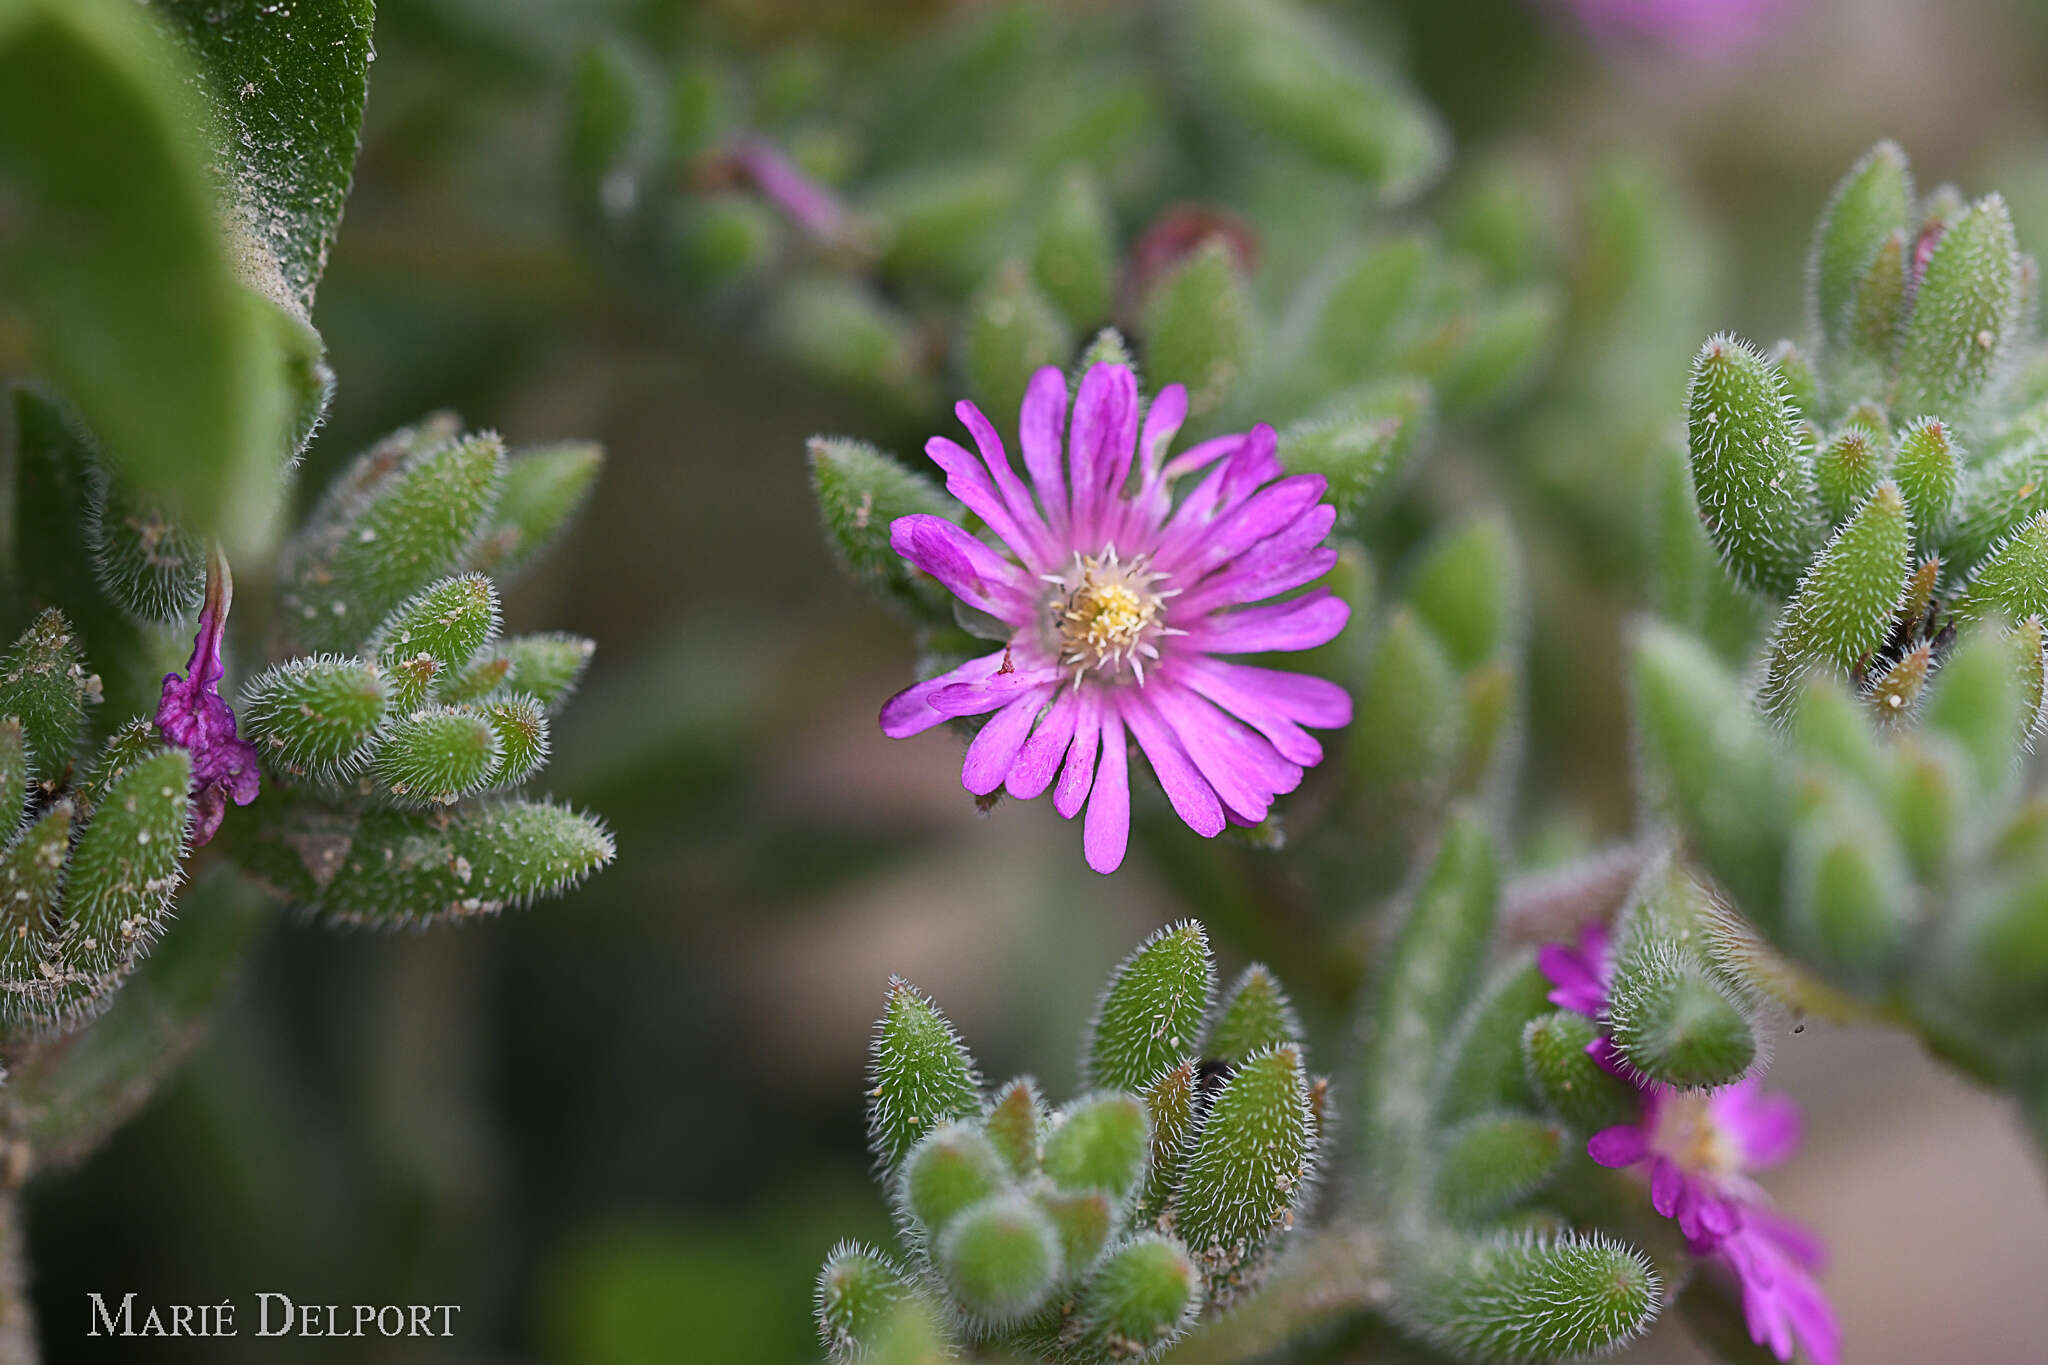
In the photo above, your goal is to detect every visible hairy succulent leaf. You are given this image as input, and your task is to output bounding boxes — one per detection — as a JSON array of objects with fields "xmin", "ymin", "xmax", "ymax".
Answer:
[
  {"xmin": 1085, "ymin": 921, "xmax": 1214, "ymax": 1094},
  {"xmin": 1395, "ymin": 1231, "xmax": 1659, "ymax": 1363},
  {"xmin": 0, "ymin": 609, "xmax": 91, "ymax": 792},
  {"xmin": 239, "ymin": 657, "xmax": 388, "ymax": 783},
  {"xmin": 465, "ymin": 442, "xmax": 603, "ymax": 584},
  {"xmin": 1173, "ymin": 1043, "xmax": 1315, "ymax": 1295},
  {"xmin": 1686, "ymin": 334, "xmax": 1818, "ymax": 597},
  {"xmin": 816, "ymin": 1241, "xmax": 913, "ymax": 1364},
  {"xmin": 868, "ymin": 978, "xmax": 984, "ymax": 1172}
]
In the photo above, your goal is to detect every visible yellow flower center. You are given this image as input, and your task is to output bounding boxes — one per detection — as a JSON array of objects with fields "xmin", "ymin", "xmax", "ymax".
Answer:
[
  {"xmin": 1049, "ymin": 547, "xmax": 1175, "ymax": 683},
  {"xmin": 1654, "ymin": 1092, "xmax": 1740, "ymax": 1177}
]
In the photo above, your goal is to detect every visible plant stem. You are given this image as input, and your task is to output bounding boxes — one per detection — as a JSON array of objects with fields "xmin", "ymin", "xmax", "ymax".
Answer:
[
  {"xmin": 0, "ymin": 1190, "xmax": 37, "ymax": 1365},
  {"xmin": 1160, "ymin": 1225, "xmax": 1387, "ymax": 1364},
  {"xmin": 1499, "ymin": 840, "xmax": 1653, "ymax": 945}
]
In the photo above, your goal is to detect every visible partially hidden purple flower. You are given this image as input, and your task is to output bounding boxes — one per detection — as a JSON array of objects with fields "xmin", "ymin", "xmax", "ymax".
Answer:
[
  {"xmin": 156, "ymin": 551, "xmax": 260, "ymax": 846},
  {"xmin": 1538, "ymin": 922, "xmax": 1840, "ymax": 1365},
  {"xmin": 732, "ymin": 137, "xmax": 853, "ymax": 245},
  {"xmin": 1538, "ymin": 919, "xmax": 1613, "ymax": 1017},
  {"xmin": 1587, "ymin": 1082, "xmax": 1838, "ymax": 1365},
  {"xmin": 1586, "ymin": 1079, "xmax": 1801, "ymax": 1244},
  {"xmin": 880, "ymin": 362, "xmax": 1353, "ymax": 874}
]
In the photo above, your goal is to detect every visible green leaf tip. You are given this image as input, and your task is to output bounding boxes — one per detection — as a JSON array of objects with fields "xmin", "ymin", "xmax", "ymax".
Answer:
[
  {"xmin": 1174, "ymin": 1043, "xmax": 1316, "ymax": 1293},
  {"xmin": 240, "ymin": 656, "xmax": 388, "ymax": 783},
  {"xmin": 809, "ymin": 436, "xmax": 954, "ymax": 622},
  {"xmin": 1686, "ymin": 333, "xmax": 1818, "ymax": 598},
  {"xmin": 1085, "ymin": 920, "xmax": 1215, "ymax": 1093},
  {"xmin": 900, "ymin": 1122, "xmax": 1008, "ymax": 1241},
  {"xmin": 1896, "ymin": 193, "xmax": 2023, "ymax": 420},
  {"xmin": 1397, "ymin": 1230, "xmax": 1660, "ymax": 1363},
  {"xmin": 0, "ymin": 609, "xmax": 93, "ymax": 791},
  {"xmin": 869, "ymin": 977, "xmax": 984, "ymax": 1172},
  {"xmin": 1433, "ymin": 1114, "xmax": 1567, "ymax": 1224},
  {"xmin": 1523, "ymin": 1009, "xmax": 1643, "ymax": 1134},
  {"xmin": 1811, "ymin": 140, "xmax": 1912, "ymax": 352},
  {"xmin": 1207, "ymin": 963, "xmax": 1304, "ymax": 1066},
  {"xmin": 935, "ymin": 1191, "xmax": 1061, "ymax": 1326},
  {"xmin": 1042, "ymin": 1091, "xmax": 1150, "ymax": 1200},
  {"xmin": 1075, "ymin": 1234, "xmax": 1202, "ymax": 1361},
  {"xmin": 816, "ymin": 1240, "xmax": 913, "ymax": 1364}
]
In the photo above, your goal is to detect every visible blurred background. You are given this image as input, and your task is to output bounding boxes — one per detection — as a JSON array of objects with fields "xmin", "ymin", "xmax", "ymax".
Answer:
[{"xmin": 29, "ymin": 0, "xmax": 2048, "ymax": 1360}]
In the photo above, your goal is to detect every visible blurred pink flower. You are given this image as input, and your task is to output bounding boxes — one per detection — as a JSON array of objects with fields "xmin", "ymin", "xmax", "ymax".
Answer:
[
  {"xmin": 1549, "ymin": 0, "xmax": 1797, "ymax": 60},
  {"xmin": 880, "ymin": 363, "xmax": 1352, "ymax": 873}
]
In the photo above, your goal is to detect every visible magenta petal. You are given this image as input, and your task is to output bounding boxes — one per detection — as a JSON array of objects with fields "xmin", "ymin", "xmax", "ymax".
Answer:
[
  {"xmin": 1084, "ymin": 707, "xmax": 1130, "ymax": 873},
  {"xmin": 962, "ymin": 689, "xmax": 1048, "ymax": 795},
  {"xmin": 1139, "ymin": 383, "xmax": 1188, "ymax": 479},
  {"xmin": 1147, "ymin": 682, "xmax": 1300, "ymax": 823},
  {"xmin": 1067, "ymin": 363, "xmax": 1138, "ymax": 545},
  {"xmin": 1746, "ymin": 1207, "xmax": 1829, "ymax": 1272},
  {"xmin": 923, "ymin": 438, "xmax": 1048, "ymax": 572},
  {"xmin": 1018, "ymin": 366, "xmax": 1070, "ymax": 532},
  {"xmin": 1170, "ymin": 658, "xmax": 1327, "ymax": 766},
  {"xmin": 1699, "ymin": 1193, "xmax": 1740, "ymax": 1238},
  {"xmin": 956, "ymin": 399, "xmax": 1055, "ymax": 564},
  {"xmin": 156, "ymin": 587, "xmax": 262, "ymax": 846},
  {"xmin": 734, "ymin": 138, "xmax": 850, "ymax": 242},
  {"xmin": 880, "ymin": 649, "xmax": 1009, "ymax": 738},
  {"xmin": 1119, "ymin": 691, "xmax": 1225, "ymax": 837},
  {"xmin": 1587, "ymin": 1124, "xmax": 1649, "ymax": 1168},
  {"xmin": 1538, "ymin": 939, "xmax": 1608, "ymax": 1017},
  {"xmin": 930, "ymin": 665, "xmax": 1059, "ymax": 717},
  {"xmin": 1053, "ymin": 690, "xmax": 1103, "ymax": 819},
  {"xmin": 890, "ymin": 514, "xmax": 1034, "ymax": 622},
  {"xmin": 1161, "ymin": 431, "xmax": 1243, "ymax": 484},
  {"xmin": 1006, "ymin": 688, "xmax": 1079, "ymax": 800},
  {"xmin": 1216, "ymin": 423, "xmax": 1282, "ymax": 507},
  {"xmin": 1778, "ymin": 1265, "xmax": 1841, "ymax": 1365},
  {"xmin": 1184, "ymin": 658, "xmax": 1351, "ymax": 730},
  {"xmin": 1172, "ymin": 505, "xmax": 1339, "ymax": 615},
  {"xmin": 1182, "ymin": 590, "xmax": 1351, "ymax": 655},
  {"xmin": 1650, "ymin": 1157, "xmax": 1685, "ymax": 1217},
  {"xmin": 1173, "ymin": 474, "xmax": 1329, "ymax": 584},
  {"xmin": 1718, "ymin": 1081, "xmax": 1803, "ymax": 1170}
]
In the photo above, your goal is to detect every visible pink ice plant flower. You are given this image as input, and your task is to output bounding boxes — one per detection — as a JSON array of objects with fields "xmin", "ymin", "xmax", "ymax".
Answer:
[
  {"xmin": 155, "ymin": 553, "xmax": 261, "ymax": 846},
  {"xmin": 879, "ymin": 362, "xmax": 1353, "ymax": 873},
  {"xmin": 1538, "ymin": 921, "xmax": 1840, "ymax": 1365}
]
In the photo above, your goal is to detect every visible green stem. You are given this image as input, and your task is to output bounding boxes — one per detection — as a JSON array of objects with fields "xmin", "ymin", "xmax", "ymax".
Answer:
[
  {"xmin": 1499, "ymin": 840, "xmax": 1652, "ymax": 946},
  {"xmin": 0, "ymin": 1191, "xmax": 37, "ymax": 1365},
  {"xmin": 1159, "ymin": 1225, "xmax": 1386, "ymax": 1365}
]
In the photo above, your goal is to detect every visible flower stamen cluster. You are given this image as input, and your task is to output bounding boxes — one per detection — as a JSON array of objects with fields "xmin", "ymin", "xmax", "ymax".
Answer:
[{"xmin": 1048, "ymin": 546, "xmax": 1180, "ymax": 683}]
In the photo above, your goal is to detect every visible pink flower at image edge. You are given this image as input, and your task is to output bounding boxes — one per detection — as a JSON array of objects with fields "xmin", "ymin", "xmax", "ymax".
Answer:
[
  {"xmin": 879, "ymin": 362, "xmax": 1353, "ymax": 874},
  {"xmin": 1539, "ymin": 921, "xmax": 1840, "ymax": 1365}
]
